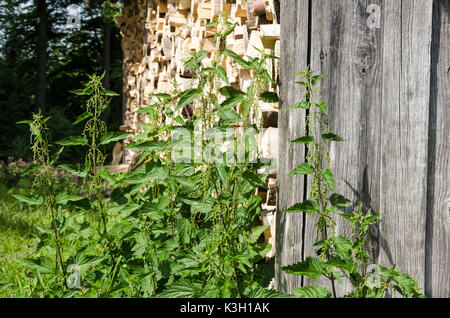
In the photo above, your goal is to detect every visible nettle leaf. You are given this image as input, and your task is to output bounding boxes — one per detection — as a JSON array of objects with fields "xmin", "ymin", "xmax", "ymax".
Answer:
[
  {"xmin": 201, "ymin": 67, "xmax": 229, "ymax": 84},
  {"xmin": 49, "ymin": 146, "xmax": 65, "ymax": 166},
  {"xmin": 316, "ymin": 101, "xmax": 327, "ymax": 115},
  {"xmin": 295, "ymin": 81, "xmax": 308, "ymax": 87},
  {"xmin": 72, "ymin": 112, "xmax": 93, "ymax": 125},
  {"xmin": 290, "ymin": 136, "xmax": 314, "ymax": 143},
  {"xmin": 216, "ymin": 66, "xmax": 229, "ymax": 83},
  {"xmin": 220, "ymin": 94, "xmax": 245, "ymax": 109},
  {"xmin": 243, "ymin": 171, "xmax": 268, "ymax": 190},
  {"xmin": 261, "ymin": 69, "xmax": 275, "ymax": 83},
  {"xmin": 281, "ymin": 257, "xmax": 325, "ymax": 281},
  {"xmin": 54, "ymin": 136, "xmax": 88, "ymax": 146},
  {"xmin": 245, "ymin": 287, "xmax": 291, "ymax": 298},
  {"xmin": 101, "ymin": 89, "xmax": 120, "ymax": 96},
  {"xmin": 176, "ymin": 217, "xmax": 191, "ymax": 245},
  {"xmin": 55, "ymin": 192, "xmax": 85, "ymax": 205},
  {"xmin": 284, "ymin": 200, "xmax": 319, "ymax": 215},
  {"xmin": 71, "ymin": 255, "xmax": 107, "ymax": 273},
  {"xmin": 206, "ymin": 20, "xmax": 219, "ymax": 27},
  {"xmin": 177, "ymin": 88, "xmax": 201, "ymax": 110},
  {"xmin": 260, "ymin": 92, "xmax": 279, "ymax": 103},
  {"xmin": 218, "ymin": 108, "xmax": 242, "ymax": 122},
  {"xmin": 250, "ymin": 225, "xmax": 268, "ymax": 243},
  {"xmin": 158, "ymin": 280, "xmax": 198, "ymax": 298},
  {"xmin": 393, "ymin": 274, "xmax": 419, "ymax": 297},
  {"xmin": 58, "ymin": 163, "xmax": 87, "ymax": 178},
  {"xmin": 16, "ymin": 119, "xmax": 33, "ymax": 125},
  {"xmin": 151, "ymin": 93, "xmax": 171, "ymax": 100},
  {"xmin": 223, "ymin": 23, "xmax": 237, "ymax": 37},
  {"xmin": 223, "ymin": 49, "xmax": 250, "ymax": 69},
  {"xmin": 20, "ymin": 163, "xmax": 42, "ymax": 176},
  {"xmin": 22, "ymin": 256, "xmax": 54, "ymax": 274},
  {"xmin": 293, "ymin": 286, "xmax": 332, "ymax": 298},
  {"xmin": 330, "ymin": 193, "xmax": 351, "ymax": 209},
  {"xmin": 332, "ymin": 236, "xmax": 353, "ymax": 260},
  {"xmin": 125, "ymin": 140, "xmax": 166, "ymax": 152},
  {"xmin": 12, "ymin": 194, "xmax": 44, "ymax": 206},
  {"xmin": 219, "ymin": 86, "xmax": 245, "ymax": 98},
  {"xmin": 311, "ymin": 73, "xmax": 327, "ymax": 86},
  {"xmin": 321, "ymin": 169, "xmax": 334, "ymax": 190},
  {"xmin": 289, "ymin": 162, "xmax": 315, "ymax": 176},
  {"xmin": 322, "ymin": 133, "xmax": 345, "ymax": 141},
  {"xmin": 289, "ymin": 101, "xmax": 311, "ymax": 109},
  {"xmin": 100, "ymin": 132, "xmax": 132, "ymax": 145}
]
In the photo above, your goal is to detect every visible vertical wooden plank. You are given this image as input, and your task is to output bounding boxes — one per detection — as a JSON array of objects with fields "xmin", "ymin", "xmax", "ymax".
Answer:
[
  {"xmin": 305, "ymin": 0, "xmax": 383, "ymax": 297},
  {"xmin": 426, "ymin": 0, "xmax": 450, "ymax": 298},
  {"xmin": 274, "ymin": 0, "xmax": 310, "ymax": 293},
  {"xmin": 379, "ymin": 0, "xmax": 433, "ymax": 294}
]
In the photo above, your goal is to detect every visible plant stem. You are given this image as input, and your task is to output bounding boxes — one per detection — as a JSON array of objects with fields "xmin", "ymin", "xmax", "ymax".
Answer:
[{"xmin": 50, "ymin": 200, "xmax": 65, "ymax": 275}]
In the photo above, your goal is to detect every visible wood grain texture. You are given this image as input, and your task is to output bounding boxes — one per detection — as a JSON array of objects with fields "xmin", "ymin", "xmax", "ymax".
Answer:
[
  {"xmin": 277, "ymin": 0, "xmax": 449, "ymax": 297},
  {"xmin": 426, "ymin": 0, "xmax": 450, "ymax": 298},
  {"xmin": 378, "ymin": 0, "xmax": 433, "ymax": 295},
  {"xmin": 304, "ymin": 0, "xmax": 383, "ymax": 297},
  {"xmin": 274, "ymin": 0, "xmax": 309, "ymax": 293}
]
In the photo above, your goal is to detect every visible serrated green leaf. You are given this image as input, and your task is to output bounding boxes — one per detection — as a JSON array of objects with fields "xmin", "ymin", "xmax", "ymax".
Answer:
[
  {"xmin": 100, "ymin": 132, "xmax": 132, "ymax": 145},
  {"xmin": 260, "ymin": 92, "xmax": 279, "ymax": 103},
  {"xmin": 223, "ymin": 49, "xmax": 250, "ymax": 69},
  {"xmin": 311, "ymin": 73, "xmax": 327, "ymax": 85},
  {"xmin": 250, "ymin": 225, "xmax": 268, "ymax": 243},
  {"xmin": 49, "ymin": 146, "xmax": 65, "ymax": 166},
  {"xmin": 206, "ymin": 21, "xmax": 219, "ymax": 27},
  {"xmin": 220, "ymin": 94, "xmax": 245, "ymax": 109},
  {"xmin": 284, "ymin": 200, "xmax": 319, "ymax": 215},
  {"xmin": 20, "ymin": 163, "xmax": 42, "ymax": 176},
  {"xmin": 330, "ymin": 193, "xmax": 351, "ymax": 208},
  {"xmin": 316, "ymin": 101, "xmax": 327, "ymax": 115},
  {"xmin": 321, "ymin": 169, "xmax": 334, "ymax": 190},
  {"xmin": 16, "ymin": 120, "xmax": 33, "ymax": 125},
  {"xmin": 125, "ymin": 140, "xmax": 166, "ymax": 152},
  {"xmin": 54, "ymin": 136, "xmax": 88, "ymax": 146},
  {"xmin": 58, "ymin": 163, "xmax": 87, "ymax": 178},
  {"xmin": 332, "ymin": 236, "xmax": 353, "ymax": 260},
  {"xmin": 151, "ymin": 93, "xmax": 171, "ymax": 100},
  {"xmin": 55, "ymin": 192, "xmax": 85, "ymax": 205},
  {"xmin": 102, "ymin": 89, "xmax": 119, "ymax": 96},
  {"xmin": 293, "ymin": 286, "xmax": 332, "ymax": 298},
  {"xmin": 12, "ymin": 194, "xmax": 44, "ymax": 206},
  {"xmin": 322, "ymin": 133, "xmax": 345, "ymax": 141},
  {"xmin": 22, "ymin": 256, "xmax": 54, "ymax": 274},
  {"xmin": 177, "ymin": 88, "xmax": 201, "ymax": 110},
  {"xmin": 219, "ymin": 86, "xmax": 245, "ymax": 98},
  {"xmin": 72, "ymin": 112, "xmax": 93, "ymax": 125},
  {"xmin": 289, "ymin": 162, "xmax": 315, "ymax": 176},
  {"xmin": 281, "ymin": 257, "xmax": 325, "ymax": 281},
  {"xmin": 246, "ymin": 287, "xmax": 291, "ymax": 298},
  {"xmin": 289, "ymin": 101, "xmax": 311, "ymax": 109},
  {"xmin": 290, "ymin": 136, "xmax": 314, "ymax": 143},
  {"xmin": 158, "ymin": 280, "xmax": 198, "ymax": 298}
]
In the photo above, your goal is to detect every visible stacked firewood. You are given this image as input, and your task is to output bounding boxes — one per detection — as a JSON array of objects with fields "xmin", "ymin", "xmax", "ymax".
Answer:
[{"xmin": 115, "ymin": 0, "xmax": 279, "ymax": 256}]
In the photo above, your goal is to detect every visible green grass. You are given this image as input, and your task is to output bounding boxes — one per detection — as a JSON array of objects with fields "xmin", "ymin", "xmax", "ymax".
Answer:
[{"xmin": 0, "ymin": 190, "xmax": 49, "ymax": 297}]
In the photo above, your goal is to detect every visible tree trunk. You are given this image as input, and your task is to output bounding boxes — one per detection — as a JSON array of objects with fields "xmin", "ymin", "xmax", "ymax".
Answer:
[
  {"xmin": 102, "ymin": 21, "xmax": 111, "ymax": 122},
  {"xmin": 35, "ymin": 0, "xmax": 47, "ymax": 113}
]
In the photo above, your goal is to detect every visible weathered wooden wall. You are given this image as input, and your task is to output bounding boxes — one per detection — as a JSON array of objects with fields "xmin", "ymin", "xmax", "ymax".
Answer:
[{"xmin": 276, "ymin": 0, "xmax": 449, "ymax": 297}]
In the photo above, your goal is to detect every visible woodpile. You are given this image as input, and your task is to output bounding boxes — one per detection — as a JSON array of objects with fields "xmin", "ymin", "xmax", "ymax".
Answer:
[{"xmin": 115, "ymin": 0, "xmax": 280, "ymax": 255}]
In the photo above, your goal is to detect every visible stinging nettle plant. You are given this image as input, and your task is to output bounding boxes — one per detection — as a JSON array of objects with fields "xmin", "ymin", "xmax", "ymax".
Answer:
[{"xmin": 280, "ymin": 68, "xmax": 425, "ymax": 298}]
